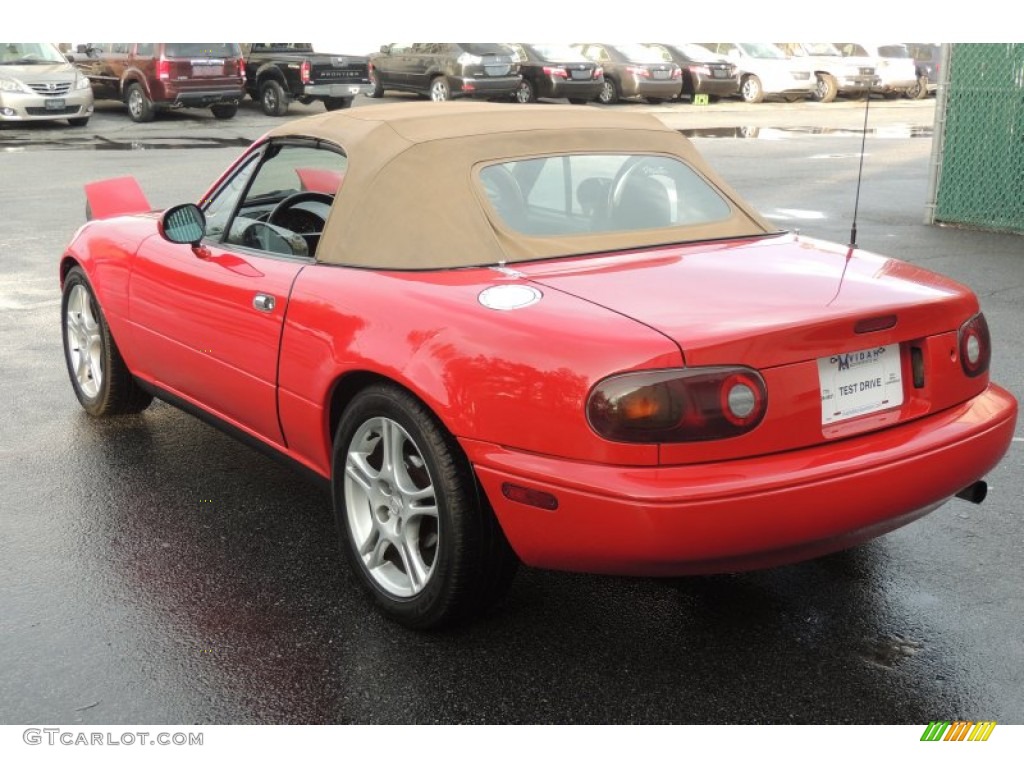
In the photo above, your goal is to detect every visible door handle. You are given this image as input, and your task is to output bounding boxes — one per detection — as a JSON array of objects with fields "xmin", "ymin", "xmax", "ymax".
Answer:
[{"xmin": 253, "ymin": 293, "xmax": 276, "ymax": 312}]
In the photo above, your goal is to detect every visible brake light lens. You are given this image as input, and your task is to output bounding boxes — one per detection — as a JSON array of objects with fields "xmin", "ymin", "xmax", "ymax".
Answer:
[
  {"xmin": 157, "ymin": 58, "xmax": 170, "ymax": 81},
  {"xmin": 958, "ymin": 313, "xmax": 990, "ymax": 377},
  {"xmin": 587, "ymin": 367, "xmax": 767, "ymax": 443},
  {"xmin": 671, "ymin": 67, "xmax": 682, "ymax": 80},
  {"xmin": 627, "ymin": 65, "xmax": 651, "ymax": 78},
  {"xmin": 300, "ymin": 60, "xmax": 311, "ymax": 84},
  {"xmin": 543, "ymin": 65, "xmax": 568, "ymax": 79},
  {"xmin": 594, "ymin": 66, "xmax": 603, "ymax": 79}
]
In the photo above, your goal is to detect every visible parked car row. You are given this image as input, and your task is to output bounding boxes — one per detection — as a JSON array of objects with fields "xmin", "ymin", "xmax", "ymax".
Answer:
[{"xmin": 2, "ymin": 42, "xmax": 940, "ymax": 127}]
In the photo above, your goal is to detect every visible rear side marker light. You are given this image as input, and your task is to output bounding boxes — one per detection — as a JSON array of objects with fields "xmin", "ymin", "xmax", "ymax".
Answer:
[{"xmin": 502, "ymin": 483, "xmax": 558, "ymax": 511}]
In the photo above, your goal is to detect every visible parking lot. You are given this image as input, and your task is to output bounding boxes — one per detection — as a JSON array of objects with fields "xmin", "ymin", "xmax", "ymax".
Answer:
[{"xmin": 2, "ymin": 94, "xmax": 1023, "ymax": 725}]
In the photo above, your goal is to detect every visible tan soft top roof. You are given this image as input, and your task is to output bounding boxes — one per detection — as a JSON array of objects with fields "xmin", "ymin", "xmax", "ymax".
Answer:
[{"xmin": 266, "ymin": 102, "xmax": 775, "ymax": 269}]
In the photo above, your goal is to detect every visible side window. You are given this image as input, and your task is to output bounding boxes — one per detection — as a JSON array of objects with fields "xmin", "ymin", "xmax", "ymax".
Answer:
[
  {"xmin": 202, "ymin": 152, "xmax": 262, "ymax": 241},
  {"xmin": 135, "ymin": 43, "xmax": 154, "ymax": 56},
  {"xmin": 112, "ymin": 43, "xmax": 130, "ymax": 55},
  {"xmin": 219, "ymin": 143, "xmax": 348, "ymax": 259}
]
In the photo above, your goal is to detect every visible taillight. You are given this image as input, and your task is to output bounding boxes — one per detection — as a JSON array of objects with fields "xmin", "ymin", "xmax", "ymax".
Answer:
[
  {"xmin": 587, "ymin": 367, "xmax": 768, "ymax": 443},
  {"xmin": 671, "ymin": 67, "xmax": 682, "ymax": 80},
  {"xmin": 626, "ymin": 65, "xmax": 651, "ymax": 78},
  {"xmin": 157, "ymin": 58, "xmax": 170, "ymax": 81},
  {"xmin": 542, "ymin": 65, "xmax": 568, "ymax": 79},
  {"xmin": 593, "ymin": 66, "xmax": 603, "ymax": 79},
  {"xmin": 958, "ymin": 313, "xmax": 990, "ymax": 377},
  {"xmin": 300, "ymin": 60, "xmax": 311, "ymax": 84}
]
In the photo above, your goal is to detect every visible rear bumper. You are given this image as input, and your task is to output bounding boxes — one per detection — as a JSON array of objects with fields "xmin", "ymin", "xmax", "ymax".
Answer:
[
  {"xmin": 452, "ymin": 76, "xmax": 521, "ymax": 97},
  {"xmin": 542, "ymin": 79, "xmax": 604, "ymax": 100},
  {"xmin": 690, "ymin": 74, "xmax": 740, "ymax": 96},
  {"xmin": 154, "ymin": 87, "xmax": 244, "ymax": 108},
  {"xmin": 465, "ymin": 384, "xmax": 1017, "ymax": 576},
  {"xmin": 303, "ymin": 82, "xmax": 373, "ymax": 98},
  {"xmin": 624, "ymin": 78, "xmax": 683, "ymax": 99}
]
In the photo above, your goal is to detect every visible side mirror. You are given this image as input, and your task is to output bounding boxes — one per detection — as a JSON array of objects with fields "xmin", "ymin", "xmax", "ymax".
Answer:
[
  {"xmin": 380, "ymin": 44, "xmax": 390, "ymax": 54},
  {"xmin": 159, "ymin": 204, "xmax": 206, "ymax": 246}
]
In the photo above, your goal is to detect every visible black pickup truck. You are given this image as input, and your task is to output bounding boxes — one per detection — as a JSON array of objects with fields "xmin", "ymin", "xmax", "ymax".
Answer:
[{"xmin": 242, "ymin": 43, "xmax": 372, "ymax": 116}]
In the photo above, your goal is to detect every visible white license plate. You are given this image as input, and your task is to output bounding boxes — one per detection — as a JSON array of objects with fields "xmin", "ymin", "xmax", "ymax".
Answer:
[
  {"xmin": 192, "ymin": 65, "xmax": 224, "ymax": 77},
  {"xmin": 45, "ymin": 98, "xmax": 66, "ymax": 110},
  {"xmin": 817, "ymin": 344, "xmax": 903, "ymax": 424}
]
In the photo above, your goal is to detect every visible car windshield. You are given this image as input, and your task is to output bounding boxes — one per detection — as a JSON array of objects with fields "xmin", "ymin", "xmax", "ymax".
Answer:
[
  {"xmin": 0, "ymin": 42, "xmax": 66, "ymax": 65},
  {"xmin": 878, "ymin": 45, "xmax": 911, "ymax": 58},
  {"xmin": 531, "ymin": 44, "xmax": 586, "ymax": 61},
  {"xmin": 669, "ymin": 43, "xmax": 719, "ymax": 61},
  {"xmin": 802, "ymin": 43, "xmax": 841, "ymax": 56},
  {"xmin": 164, "ymin": 43, "xmax": 240, "ymax": 58},
  {"xmin": 479, "ymin": 154, "xmax": 731, "ymax": 237},
  {"xmin": 615, "ymin": 44, "xmax": 673, "ymax": 63},
  {"xmin": 739, "ymin": 43, "xmax": 787, "ymax": 59},
  {"xmin": 835, "ymin": 44, "xmax": 870, "ymax": 57}
]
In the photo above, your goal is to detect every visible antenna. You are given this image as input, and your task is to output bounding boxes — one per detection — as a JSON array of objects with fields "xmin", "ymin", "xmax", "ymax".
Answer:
[{"xmin": 849, "ymin": 93, "xmax": 872, "ymax": 247}]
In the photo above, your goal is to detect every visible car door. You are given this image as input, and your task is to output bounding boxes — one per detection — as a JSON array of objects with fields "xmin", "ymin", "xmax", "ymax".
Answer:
[{"xmin": 127, "ymin": 140, "xmax": 347, "ymax": 446}]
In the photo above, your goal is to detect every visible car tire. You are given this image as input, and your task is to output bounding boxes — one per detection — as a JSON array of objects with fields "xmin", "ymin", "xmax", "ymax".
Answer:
[
  {"xmin": 514, "ymin": 79, "xmax": 536, "ymax": 104},
  {"xmin": 125, "ymin": 82, "xmax": 155, "ymax": 123},
  {"xmin": 740, "ymin": 75, "xmax": 765, "ymax": 104},
  {"xmin": 368, "ymin": 67, "xmax": 384, "ymax": 98},
  {"xmin": 61, "ymin": 267, "xmax": 152, "ymax": 417},
  {"xmin": 596, "ymin": 78, "xmax": 619, "ymax": 105},
  {"xmin": 210, "ymin": 103, "xmax": 237, "ymax": 119},
  {"xmin": 323, "ymin": 97, "xmax": 353, "ymax": 111},
  {"xmin": 332, "ymin": 384, "xmax": 518, "ymax": 629},
  {"xmin": 906, "ymin": 75, "xmax": 928, "ymax": 100},
  {"xmin": 67, "ymin": 116, "xmax": 90, "ymax": 127},
  {"xmin": 429, "ymin": 76, "xmax": 451, "ymax": 102},
  {"xmin": 260, "ymin": 80, "xmax": 289, "ymax": 116},
  {"xmin": 812, "ymin": 73, "xmax": 838, "ymax": 103}
]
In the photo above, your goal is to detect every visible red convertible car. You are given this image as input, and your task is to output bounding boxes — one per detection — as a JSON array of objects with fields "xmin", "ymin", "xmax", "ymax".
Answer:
[{"xmin": 61, "ymin": 102, "xmax": 1017, "ymax": 628}]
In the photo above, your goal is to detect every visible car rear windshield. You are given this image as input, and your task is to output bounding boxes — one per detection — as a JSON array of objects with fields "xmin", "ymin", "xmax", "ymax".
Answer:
[
  {"xmin": 457, "ymin": 44, "xmax": 512, "ymax": 57},
  {"xmin": 479, "ymin": 154, "xmax": 732, "ymax": 237},
  {"xmin": 164, "ymin": 43, "xmax": 241, "ymax": 58}
]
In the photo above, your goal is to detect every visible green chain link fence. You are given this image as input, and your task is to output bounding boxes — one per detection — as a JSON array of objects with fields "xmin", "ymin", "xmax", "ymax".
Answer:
[{"xmin": 929, "ymin": 44, "xmax": 1024, "ymax": 234}]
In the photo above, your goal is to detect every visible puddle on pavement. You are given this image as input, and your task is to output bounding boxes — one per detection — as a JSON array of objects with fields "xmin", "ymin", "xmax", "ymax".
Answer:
[
  {"xmin": 679, "ymin": 125, "xmax": 933, "ymax": 139},
  {"xmin": 0, "ymin": 136, "xmax": 254, "ymax": 152}
]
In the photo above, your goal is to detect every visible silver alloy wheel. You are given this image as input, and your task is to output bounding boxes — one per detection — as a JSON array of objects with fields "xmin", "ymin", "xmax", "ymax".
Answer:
[
  {"xmin": 263, "ymin": 87, "xmax": 278, "ymax": 112},
  {"xmin": 515, "ymin": 80, "xmax": 533, "ymax": 103},
  {"xmin": 344, "ymin": 416, "xmax": 439, "ymax": 597},
  {"xmin": 64, "ymin": 283, "xmax": 103, "ymax": 399},
  {"xmin": 599, "ymin": 80, "xmax": 614, "ymax": 103},
  {"xmin": 430, "ymin": 77, "xmax": 450, "ymax": 102},
  {"xmin": 128, "ymin": 88, "xmax": 143, "ymax": 119}
]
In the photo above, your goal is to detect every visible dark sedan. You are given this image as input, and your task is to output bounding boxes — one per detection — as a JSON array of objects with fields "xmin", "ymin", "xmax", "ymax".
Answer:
[
  {"xmin": 573, "ymin": 43, "xmax": 682, "ymax": 104},
  {"xmin": 651, "ymin": 43, "xmax": 739, "ymax": 100},
  {"xmin": 506, "ymin": 43, "xmax": 604, "ymax": 104}
]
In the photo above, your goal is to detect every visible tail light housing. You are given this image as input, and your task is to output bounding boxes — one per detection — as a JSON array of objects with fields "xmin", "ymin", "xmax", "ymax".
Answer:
[
  {"xmin": 543, "ymin": 65, "xmax": 568, "ymax": 79},
  {"xmin": 594, "ymin": 66, "xmax": 604, "ymax": 79},
  {"xmin": 958, "ymin": 313, "xmax": 990, "ymax": 377},
  {"xmin": 157, "ymin": 58, "xmax": 170, "ymax": 81},
  {"xmin": 671, "ymin": 67, "xmax": 683, "ymax": 80},
  {"xmin": 626, "ymin": 65, "xmax": 651, "ymax": 79},
  {"xmin": 587, "ymin": 367, "xmax": 767, "ymax": 443},
  {"xmin": 300, "ymin": 60, "xmax": 311, "ymax": 84}
]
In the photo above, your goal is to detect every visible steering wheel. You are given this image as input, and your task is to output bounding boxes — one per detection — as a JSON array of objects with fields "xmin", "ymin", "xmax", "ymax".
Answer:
[
  {"xmin": 267, "ymin": 191, "xmax": 334, "ymax": 230},
  {"xmin": 609, "ymin": 157, "xmax": 668, "ymax": 209}
]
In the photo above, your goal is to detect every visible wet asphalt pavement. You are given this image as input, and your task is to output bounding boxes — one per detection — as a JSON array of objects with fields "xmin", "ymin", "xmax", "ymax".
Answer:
[{"xmin": 1, "ymin": 97, "xmax": 1022, "ymax": 724}]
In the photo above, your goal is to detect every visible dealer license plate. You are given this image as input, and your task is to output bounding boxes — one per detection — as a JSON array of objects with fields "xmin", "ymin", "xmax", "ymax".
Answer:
[
  {"xmin": 817, "ymin": 343, "xmax": 903, "ymax": 424},
  {"xmin": 45, "ymin": 98, "xmax": 65, "ymax": 110}
]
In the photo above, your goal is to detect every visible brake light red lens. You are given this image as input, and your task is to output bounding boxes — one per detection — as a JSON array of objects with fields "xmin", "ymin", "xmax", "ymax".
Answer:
[
  {"xmin": 627, "ymin": 66, "xmax": 651, "ymax": 78},
  {"xmin": 157, "ymin": 58, "xmax": 170, "ymax": 81},
  {"xmin": 594, "ymin": 66, "xmax": 603, "ymax": 79},
  {"xmin": 543, "ymin": 65, "xmax": 568, "ymax": 79},
  {"xmin": 958, "ymin": 313, "xmax": 990, "ymax": 377},
  {"xmin": 671, "ymin": 67, "xmax": 683, "ymax": 79},
  {"xmin": 300, "ymin": 60, "xmax": 311, "ymax": 84},
  {"xmin": 587, "ymin": 367, "xmax": 767, "ymax": 443}
]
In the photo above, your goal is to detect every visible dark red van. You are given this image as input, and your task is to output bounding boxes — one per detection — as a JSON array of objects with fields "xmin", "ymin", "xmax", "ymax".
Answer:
[{"xmin": 72, "ymin": 43, "xmax": 245, "ymax": 122}]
